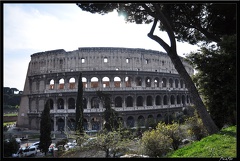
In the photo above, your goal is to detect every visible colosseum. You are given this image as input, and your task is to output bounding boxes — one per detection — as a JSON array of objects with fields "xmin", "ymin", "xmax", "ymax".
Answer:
[{"xmin": 16, "ymin": 47, "xmax": 194, "ymax": 132}]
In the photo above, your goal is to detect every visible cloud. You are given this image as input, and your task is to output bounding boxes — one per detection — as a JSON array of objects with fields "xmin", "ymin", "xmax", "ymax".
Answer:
[{"xmin": 3, "ymin": 3, "xmax": 199, "ymax": 90}]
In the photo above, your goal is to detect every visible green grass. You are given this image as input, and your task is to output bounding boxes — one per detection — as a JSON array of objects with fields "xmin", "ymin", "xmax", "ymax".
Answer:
[{"xmin": 167, "ymin": 125, "xmax": 236, "ymax": 158}]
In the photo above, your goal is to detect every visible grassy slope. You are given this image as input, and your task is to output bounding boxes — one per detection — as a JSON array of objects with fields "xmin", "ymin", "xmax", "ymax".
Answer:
[{"xmin": 167, "ymin": 125, "xmax": 237, "ymax": 158}]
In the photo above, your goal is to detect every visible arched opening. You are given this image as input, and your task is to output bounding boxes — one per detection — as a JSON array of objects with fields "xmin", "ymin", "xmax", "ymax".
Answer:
[
  {"xmin": 68, "ymin": 98, "xmax": 75, "ymax": 109},
  {"xmin": 46, "ymin": 99, "xmax": 54, "ymax": 110},
  {"xmin": 102, "ymin": 77, "xmax": 110, "ymax": 88},
  {"xmin": 145, "ymin": 77, "xmax": 151, "ymax": 87},
  {"xmin": 155, "ymin": 95, "xmax": 161, "ymax": 106},
  {"xmin": 146, "ymin": 96, "xmax": 153, "ymax": 106},
  {"xmin": 125, "ymin": 76, "xmax": 132, "ymax": 87},
  {"xmin": 162, "ymin": 78, "xmax": 167, "ymax": 87},
  {"xmin": 138, "ymin": 115, "xmax": 145, "ymax": 127},
  {"xmin": 127, "ymin": 116, "xmax": 135, "ymax": 127},
  {"xmin": 69, "ymin": 77, "xmax": 76, "ymax": 89},
  {"xmin": 126, "ymin": 96, "xmax": 133, "ymax": 107},
  {"xmin": 91, "ymin": 97, "xmax": 99, "ymax": 108},
  {"xmin": 114, "ymin": 76, "xmax": 121, "ymax": 88},
  {"xmin": 136, "ymin": 77, "xmax": 142, "ymax": 86},
  {"xmin": 59, "ymin": 78, "xmax": 65, "ymax": 89},
  {"xmin": 115, "ymin": 96, "xmax": 122, "ymax": 107},
  {"xmin": 137, "ymin": 96, "xmax": 143, "ymax": 106},
  {"xmin": 57, "ymin": 98, "xmax": 64, "ymax": 109},
  {"xmin": 91, "ymin": 77, "xmax": 99, "ymax": 88}
]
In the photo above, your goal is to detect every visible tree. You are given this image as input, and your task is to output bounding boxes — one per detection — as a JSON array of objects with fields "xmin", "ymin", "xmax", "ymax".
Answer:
[
  {"xmin": 76, "ymin": 3, "xmax": 236, "ymax": 134},
  {"xmin": 186, "ymin": 34, "xmax": 236, "ymax": 129},
  {"xmin": 96, "ymin": 91, "xmax": 119, "ymax": 131},
  {"xmin": 75, "ymin": 72, "xmax": 84, "ymax": 135},
  {"xmin": 39, "ymin": 101, "xmax": 52, "ymax": 156}
]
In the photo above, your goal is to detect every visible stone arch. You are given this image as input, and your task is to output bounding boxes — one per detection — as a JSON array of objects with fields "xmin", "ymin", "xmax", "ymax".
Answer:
[
  {"xmin": 155, "ymin": 95, "xmax": 161, "ymax": 106},
  {"xmin": 46, "ymin": 99, "xmax": 54, "ymax": 110},
  {"xmin": 177, "ymin": 95, "xmax": 181, "ymax": 104},
  {"xmin": 171, "ymin": 95, "xmax": 175, "ymax": 105},
  {"xmin": 138, "ymin": 115, "xmax": 145, "ymax": 127},
  {"xmin": 125, "ymin": 76, "xmax": 132, "ymax": 87},
  {"xmin": 91, "ymin": 97, "xmax": 99, "ymax": 108},
  {"xmin": 175, "ymin": 79, "xmax": 179, "ymax": 88},
  {"xmin": 68, "ymin": 98, "xmax": 75, "ymax": 109},
  {"xmin": 83, "ymin": 97, "xmax": 87, "ymax": 109},
  {"xmin": 91, "ymin": 77, "xmax": 99, "ymax": 88},
  {"xmin": 57, "ymin": 98, "xmax": 64, "ymax": 109},
  {"xmin": 126, "ymin": 96, "xmax": 133, "ymax": 107},
  {"xmin": 57, "ymin": 118, "xmax": 64, "ymax": 131},
  {"xmin": 102, "ymin": 76, "xmax": 110, "ymax": 88},
  {"xmin": 49, "ymin": 79, "xmax": 55, "ymax": 90},
  {"xmin": 154, "ymin": 77, "xmax": 160, "ymax": 87},
  {"xmin": 82, "ymin": 77, "xmax": 87, "ymax": 88},
  {"xmin": 115, "ymin": 96, "xmax": 122, "ymax": 107},
  {"xmin": 114, "ymin": 76, "xmax": 121, "ymax": 87},
  {"xmin": 69, "ymin": 77, "xmax": 76, "ymax": 89},
  {"xmin": 162, "ymin": 78, "xmax": 167, "ymax": 87},
  {"xmin": 67, "ymin": 118, "xmax": 75, "ymax": 131},
  {"xmin": 145, "ymin": 77, "xmax": 151, "ymax": 87},
  {"xmin": 169, "ymin": 78, "xmax": 173, "ymax": 88},
  {"xmin": 163, "ymin": 95, "xmax": 168, "ymax": 105},
  {"xmin": 58, "ymin": 78, "xmax": 65, "ymax": 89},
  {"xmin": 126, "ymin": 116, "xmax": 135, "ymax": 127},
  {"xmin": 136, "ymin": 77, "xmax": 142, "ymax": 86},
  {"xmin": 146, "ymin": 95, "xmax": 153, "ymax": 106},
  {"xmin": 137, "ymin": 96, "xmax": 143, "ymax": 106}
]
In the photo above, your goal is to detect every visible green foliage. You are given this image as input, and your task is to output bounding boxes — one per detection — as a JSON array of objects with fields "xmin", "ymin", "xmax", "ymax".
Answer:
[
  {"xmin": 3, "ymin": 137, "xmax": 20, "ymax": 157},
  {"xmin": 39, "ymin": 101, "xmax": 52, "ymax": 155},
  {"xmin": 86, "ymin": 130, "xmax": 132, "ymax": 158},
  {"xmin": 186, "ymin": 35, "xmax": 236, "ymax": 129},
  {"xmin": 96, "ymin": 91, "xmax": 120, "ymax": 131},
  {"xmin": 156, "ymin": 122, "xmax": 187, "ymax": 150},
  {"xmin": 167, "ymin": 125, "xmax": 236, "ymax": 158},
  {"xmin": 184, "ymin": 111, "xmax": 208, "ymax": 141},
  {"xmin": 141, "ymin": 128, "xmax": 173, "ymax": 158}
]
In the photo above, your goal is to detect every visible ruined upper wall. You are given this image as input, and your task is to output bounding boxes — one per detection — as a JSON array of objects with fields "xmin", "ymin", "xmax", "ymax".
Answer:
[{"xmin": 28, "ymin": 47, "xmax": 194, "ymax": 76}]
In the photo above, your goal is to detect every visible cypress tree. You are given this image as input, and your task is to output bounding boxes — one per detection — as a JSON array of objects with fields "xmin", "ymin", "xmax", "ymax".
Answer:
[
  {"xmin": 75, "ymin": 72, "xmax": 84, "ymax": 135},
  {"xmin": 39, "ymin": 101, "xmax": 52, "ymax": 156}
]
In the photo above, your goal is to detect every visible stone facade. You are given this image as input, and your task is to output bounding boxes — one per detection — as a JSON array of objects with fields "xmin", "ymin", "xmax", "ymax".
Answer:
[{"xmin": 16, "ymin": 47, "xmax": 194, "ymax": 132}]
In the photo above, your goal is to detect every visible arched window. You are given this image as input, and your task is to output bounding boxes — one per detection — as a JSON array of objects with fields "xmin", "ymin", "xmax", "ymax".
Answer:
[
  {"xmin": 69, "ymin": 77, "xmax": 76, "ymax": 89},
  {"xmin": 138, "ymin": 115, "xmax": 145, "ymax": 127},
  {"xmin": 115, "ymin": 96, "xmax": 122, "ymax": 107},
  {"xmin": 68, "ymin": 98, "xmax": 75, "ymax": 109},
  {"xmin": 136, "ymin": 77, "xmax": 142, "ymax": 86},
  {"xmin": 126, "ymin": 96, "xmax": 133, "ymax": 107},
  {"xmin": 137, "ymin": 96, "xmax": 143, "ymax": 106},
  {"xmin": 146, "ymin": 96, "xmax": 153, "ymax": 106},
  {"xmin": 114, "ymin": 76, "xmax": 121, "ymax": 88},
  {"xmin": 91, "ymin": 77, "xmax": 99, "ymax": 88},
  {"xmin": 145, "ymin": 77, "xmax": 151, "ymax": 87},
  {"xmin": 155, "ymin": 95, "xmax": 161, "ymax": 106},
  {"xmin": 102, "ymin": 77, "xmax": 110, "ymax": 88}
]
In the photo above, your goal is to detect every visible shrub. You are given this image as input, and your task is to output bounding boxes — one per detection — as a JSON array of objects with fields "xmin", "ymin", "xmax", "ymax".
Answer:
[
  {"xmin": 156, "ymin": 121, "xmax": 187, "ymax": 150},
  {"xmin": 141, "ymin": 129, "xmax": 173, "ymax": 158},
  {"xmin": 184, "ymin": 112, "xmax": 208, "ymax": 141}
]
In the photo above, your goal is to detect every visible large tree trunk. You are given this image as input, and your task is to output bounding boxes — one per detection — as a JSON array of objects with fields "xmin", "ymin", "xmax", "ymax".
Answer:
[{"xmin": 145, "ymin": 4, "xmax": 219, "ymax": 134}]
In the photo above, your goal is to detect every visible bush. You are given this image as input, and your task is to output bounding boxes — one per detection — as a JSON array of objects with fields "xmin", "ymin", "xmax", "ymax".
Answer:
[
  {"xmin": 184, "ymin": 113, "xmax": 208, "ymax": 141},
  {"xmin": 3, "ymin": 137, "xmax": 20, "ymax": 157},
  {"xmin": 141, "ymin": 129, "xmax": 173, "ymax": 158},
  {"xmin": 156, "ymin": 121, "xmax": 187, "ymax": 150}
]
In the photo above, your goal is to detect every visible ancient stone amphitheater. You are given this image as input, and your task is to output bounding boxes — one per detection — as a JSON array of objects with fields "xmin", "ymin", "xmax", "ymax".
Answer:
[{"xmin": 17, "ymin": 47, "xmax": 194, "ymax": 132}]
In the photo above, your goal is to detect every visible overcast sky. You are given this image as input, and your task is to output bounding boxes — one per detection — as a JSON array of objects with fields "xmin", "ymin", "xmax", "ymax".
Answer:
[{"xmin": 3, "ymin": 3, "xmax": 199, "ymax": 91}]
